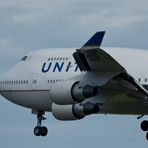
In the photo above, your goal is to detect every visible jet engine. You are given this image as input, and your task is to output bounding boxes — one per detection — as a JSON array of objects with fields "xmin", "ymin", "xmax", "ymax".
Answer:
[
  {"xmin": 51, "ymin": 102, "xmax": 99, "ymax": 121},
  {"xmin": 50, "ymin": 80, "xmax": 97, "ymax": 105}
]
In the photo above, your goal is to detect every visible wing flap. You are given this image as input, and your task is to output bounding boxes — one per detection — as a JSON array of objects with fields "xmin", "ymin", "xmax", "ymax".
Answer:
[
  {"xmin": 73, "ymin": 31, "xmax": 125, "ymax": 72},
  {"xmin": 75, "ymin": 48, "xmax": 125, "ymax": 72}
]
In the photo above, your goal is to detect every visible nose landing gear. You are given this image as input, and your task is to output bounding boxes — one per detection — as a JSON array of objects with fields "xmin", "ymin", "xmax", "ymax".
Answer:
[{"xmin": 33, "ymin": 111, "xmax": 48, "ymax": 137}]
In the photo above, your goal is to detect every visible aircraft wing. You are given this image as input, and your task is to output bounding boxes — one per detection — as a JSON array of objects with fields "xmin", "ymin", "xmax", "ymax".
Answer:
[
  {"xmin": 73, "ymin": 32, "xmax": 148, "ymax": 107},
  {"xmin": 73, "ymin": 32, "xmax": 124, "ymax": 72}
]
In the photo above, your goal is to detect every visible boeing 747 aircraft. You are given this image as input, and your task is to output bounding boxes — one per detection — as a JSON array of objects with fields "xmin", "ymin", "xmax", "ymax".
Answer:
[{"xmin": 0, "ymin": 31, "xmax": 148, "ymax": 140}]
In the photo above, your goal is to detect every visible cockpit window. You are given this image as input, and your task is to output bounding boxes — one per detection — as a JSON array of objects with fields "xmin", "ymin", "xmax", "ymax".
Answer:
[{"xmin": 21, "ymin": 56, "xmax": 28, "ymax": 61}]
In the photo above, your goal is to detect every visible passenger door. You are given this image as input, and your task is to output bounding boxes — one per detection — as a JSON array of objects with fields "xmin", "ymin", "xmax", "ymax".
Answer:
[{"xmin": 31, "ymin": 73, "xmax": 37, "ymax": 90}]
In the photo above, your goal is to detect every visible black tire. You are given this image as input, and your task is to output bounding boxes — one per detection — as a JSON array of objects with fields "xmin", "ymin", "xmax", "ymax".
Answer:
[
  {"xmin": 146, "ymin": 132, "xmax": 148, "ymax": 140},
  {"xmin": 34, "ymin": 126, "xmax": 42, "ymax": 136},
  {"xmin": 41, "ymin": 126, "xmax": 48, "ymax": 137},
  {"xmin": 141, "ymin": 120, "xmax": 148, "ymax": 131}
]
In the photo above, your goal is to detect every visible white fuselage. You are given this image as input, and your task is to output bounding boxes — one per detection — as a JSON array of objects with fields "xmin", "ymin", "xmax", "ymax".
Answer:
[{"xmin": 0, "ymin": 47, "xmax": 148, "ymax": 112}]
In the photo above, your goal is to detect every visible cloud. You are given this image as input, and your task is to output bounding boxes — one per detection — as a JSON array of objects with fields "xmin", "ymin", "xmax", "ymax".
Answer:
[
  {"xmin": 1, "ymin": 0, "xmax": 148, "ymax": 28},
  {"xmin": 1, "ymin": 0, "xmax": 146, "ymax": 28},
  {"xmin": 72, "ymin": 0, "xmax": 148, "ymax": 28}
]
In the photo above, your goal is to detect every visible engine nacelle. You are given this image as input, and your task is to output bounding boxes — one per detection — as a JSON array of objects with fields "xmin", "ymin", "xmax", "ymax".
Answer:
[
  {"xmin": 52, "ymin": 102, "xmax": 99, "ymax": 121},
  {"xmin": 50, "ymin": 80, "xmax": 97, "ymax": 105}
]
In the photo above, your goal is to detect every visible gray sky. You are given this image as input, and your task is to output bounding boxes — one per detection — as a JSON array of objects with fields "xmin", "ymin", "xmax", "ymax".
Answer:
[{"xmin": 0, "ymin": 0, "xmax": 148, "ymax": 147}]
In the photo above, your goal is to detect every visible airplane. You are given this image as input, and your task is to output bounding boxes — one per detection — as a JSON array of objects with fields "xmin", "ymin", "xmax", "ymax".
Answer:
[{"xmin": 0, "ymin": 31, "xmax": 148, "ymax": 140}]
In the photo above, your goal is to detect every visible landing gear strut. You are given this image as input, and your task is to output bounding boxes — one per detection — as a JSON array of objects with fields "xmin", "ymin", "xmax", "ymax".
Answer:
[
  {"xmin": 141, "ymin": 120, "xmax": 148, "ymax": 140},
  {"xmin": 33, "ymin": 111, "xmax": 48, "ymax": 137}
]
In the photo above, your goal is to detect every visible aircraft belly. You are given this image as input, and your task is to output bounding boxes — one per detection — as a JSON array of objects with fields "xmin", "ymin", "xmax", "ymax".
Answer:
[{"xmin": 1, "ymin": 90, "xmax": 52, "ymax": 111}]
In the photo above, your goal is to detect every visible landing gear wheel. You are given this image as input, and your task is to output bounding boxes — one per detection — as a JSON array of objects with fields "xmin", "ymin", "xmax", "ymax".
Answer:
[
  {"xmin": 141, "ymin": 120, "xmax": 148, "ymax": 131},
  {"xmin": 41, "ymin": 126, "xmax": 48, "ymax": 137},
  {"xmin": 34, "ymin": 126, "xmax": 48, "ymax": 136},
  {"xmin": 140, "ymin": 120, "xmax": 148, "ymax": 140},
  {"xmin": 34, "ymin": 126, "xmax": 42, "ymax": 136},
  {"xmin": 146, "ymin": 132, "xmax": 148, "ymax": 140}
]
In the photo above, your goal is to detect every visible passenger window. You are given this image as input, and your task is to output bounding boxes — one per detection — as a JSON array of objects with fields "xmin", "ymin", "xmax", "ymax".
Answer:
[{"xmin": 21, "ymin": 56, "xmax": 28, "ymax": 61}]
